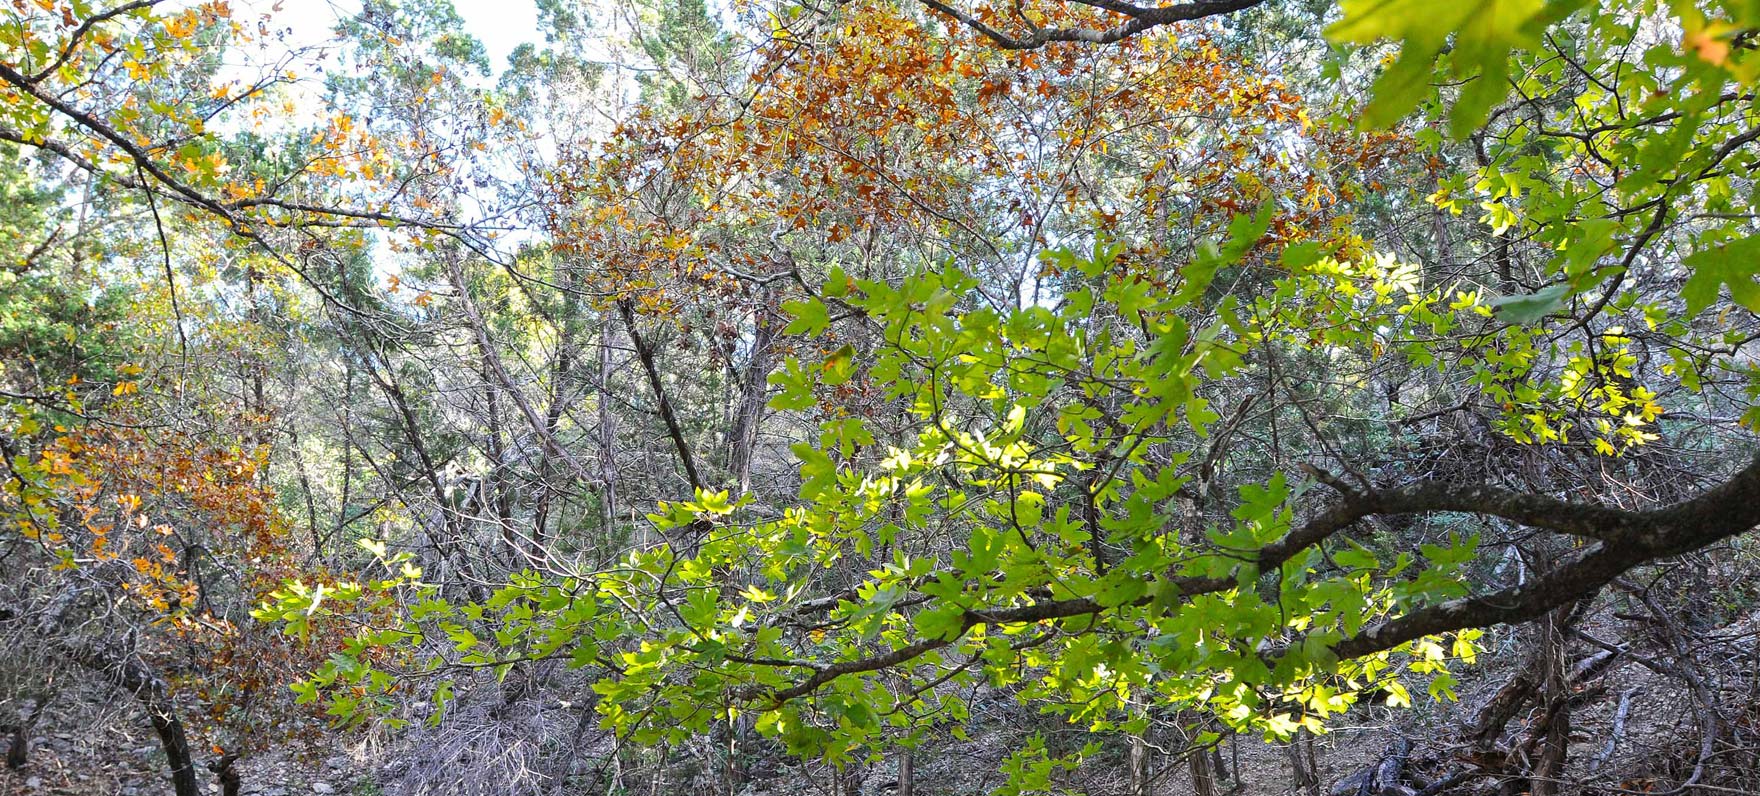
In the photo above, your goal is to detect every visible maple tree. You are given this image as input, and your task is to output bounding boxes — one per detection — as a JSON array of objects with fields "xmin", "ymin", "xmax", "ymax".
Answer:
[{"xmin": 5, "ymin": 0, "xmax": 1760, "ymax": 794}]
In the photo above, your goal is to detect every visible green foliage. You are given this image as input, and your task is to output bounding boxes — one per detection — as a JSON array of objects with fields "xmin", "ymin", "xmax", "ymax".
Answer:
[
  {"xmin": 263, "ymin": 224, "xmax": 1493, "ymax": 760},
  {"xmin": 0, "ymin": 146, "xmax": 134, "ymax": 390},
  {"xmin": 1328, "ymin": 0, "xmax": 1564, "ymax": 135},
  {"xmin": 10, "ymin": 0, "xmax": 1759, "ymax": 792},
  {"xmin": 250, "ymin": 0, "xmax": 1760, "ymax": 779}
]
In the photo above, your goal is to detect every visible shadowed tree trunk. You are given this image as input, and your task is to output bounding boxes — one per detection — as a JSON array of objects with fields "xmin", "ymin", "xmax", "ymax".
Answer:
[
  {"xmin": 1288, "ymin": 730, "xmax": 1321, "ymax": 796},
  {"xmin": 1529, "ymin": 608, "xmax": 1573, "ymax": 796},
  {"xmin": 726, "ymin": 287, "xmax": 779, "ymax": 498},
  {"xmin": 2, "ymin": 693, "xmax": 46, "ymax": 770},
  {"xmin": 60, "ymin": 641, "xmax": 199, "ymax": 796},
  {"xmin": 1190, "ymin": 744, "xmax": 1218, "ymax": 796},
  {"xmin": 208, "ymin": 753, "xmax": 241, "ymax": 796}
]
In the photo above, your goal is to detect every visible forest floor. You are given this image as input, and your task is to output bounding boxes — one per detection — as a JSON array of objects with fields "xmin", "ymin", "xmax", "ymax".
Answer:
[{"xmin": 0, "ymin": 698, "xmax": 370, "ymax": 796}]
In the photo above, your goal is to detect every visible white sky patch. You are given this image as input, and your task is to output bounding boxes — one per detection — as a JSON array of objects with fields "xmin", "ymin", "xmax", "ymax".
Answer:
[
  {"xmin": 451, "ymin": 0, "xmax": 541, "ymax": 68},
  {"xmin": 249, "ymin": 0, "xmax": 540, "ymax": 75}
]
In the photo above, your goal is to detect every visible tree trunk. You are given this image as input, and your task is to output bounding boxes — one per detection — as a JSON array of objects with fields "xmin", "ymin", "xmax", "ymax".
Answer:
[
  {"xmin": 897, "ymin": 748, "xmax": 914, "ymax": 796},
  {"xmin": 598, "ymin": 312, "xmax": 619, "ymax": 537},
  {"xmin": 726, "ymin": 288, "xmax": 779, "ymax": 498},
  {"xmin": 62, "ymin": 642, "xmax": 200, "ymax": 796},
  {"xmin": 481, "ymin": 359, "xmax": 520, "ymax": 557},
  {"xmin": 4, "ymin": 724, "xmax": 26, "ymax": 769},
  {"xmin": 208, "ymin": 753, "xmax": 242, "ymax": 796},
  {"xmin": 2, "ymin": 693, "xmax": 45, "ymax": 770},
  {"xmin": 619, "ymin": 298, "xmax": 704, "ymax": 491},
  {"xmin": 1288, "ymin": 731, "xmax": 1321, "ymax": 796},
  {"xmin": 1527, "ymin": 604, "xmax": 1575, "ymax": 796},
  {"xmin": 1190, "ymin": 744, "xmax": 1218, "ymax": 796},
  {"xmin": 1128, "ymin": 733, "xmax": 1151, "ymax": 796}
]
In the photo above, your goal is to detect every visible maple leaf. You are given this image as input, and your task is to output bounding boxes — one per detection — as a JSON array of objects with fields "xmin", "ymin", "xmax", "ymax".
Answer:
[
  {"xmin": 1682, "ymin": 234, "xmax": 1760, "ymax": 315},
  {"xmin": 1682, "ymin": 18, "xmax": 1736, "ymax": 66}
]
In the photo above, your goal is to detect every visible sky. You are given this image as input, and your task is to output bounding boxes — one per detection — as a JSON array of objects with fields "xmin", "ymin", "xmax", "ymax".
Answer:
[
  {"xmin": 438, "ymin": 0, "xmax": 542, "ymax": 69},
  {"xmin": 265, "ymin": 0, "xmax": 543, "ymax": 75}
]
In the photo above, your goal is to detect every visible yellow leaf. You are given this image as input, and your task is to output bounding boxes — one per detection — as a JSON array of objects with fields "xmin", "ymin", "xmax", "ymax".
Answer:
[{"xmin": 1683, "ymin": 19, "xmax": 1735, "ymax": 66}]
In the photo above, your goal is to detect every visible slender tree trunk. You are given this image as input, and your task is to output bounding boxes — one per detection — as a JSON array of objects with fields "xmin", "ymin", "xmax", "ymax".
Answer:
[
  {"xmin": 1190, "ymin": 741, "xmax": 1218, "ymax": 796},
  {"xmin": 330, "ymin": 364, "xmax": 356, "ymax": 560},
  {"xmin": 530, "ymin": 273, "xmax": 580, "ymax": 557},
  {"xmin": 1528, "ymin": 603, "xmax": 1575, "ymax": 795},
  {"xmin": 597, "ymin": 313, "xmax": 619, "ymax": 539},
  {"xmin": 481, "ymin": 360, "xmax": 519, "ymax": 557},
  {"xmin": 1287, "ymin": 731, "xmax": 1320, "ymax": 796},
  {"xmin": 897, "ymin": 748, "xmax": 914, "ymax": 796},
  {"xmin": 367, "ymin": 355, "xmax": 463, "ymax": 537},
  {"xmin": 4, "ymin": 726, "xmax": 23, "ymax": 769},
  {"xmin": 446, "ymin": 256, "xmax": 597, "ymax": 485},
  {"xmin": 726, "ymin": 288, "xmax": 779, "ymax": 498},
  {"xmin": 1128, "ymin": 734, "xmax": 1151, "ymax": 796},
  {"xmin": 60, "ymin": 643, "xmax": 199, "ymax": 796},
  {"xmin": 619, "ymin": 298, "xmax": 703, "ymax": 491}
]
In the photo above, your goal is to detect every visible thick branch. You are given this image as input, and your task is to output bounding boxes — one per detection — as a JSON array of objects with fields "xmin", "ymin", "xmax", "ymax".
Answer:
[
  {"xmin": 918, "ymin": 0, "xmax": 1267, "ymax": 49},
  {"xmin": 757, "ymin": 452, "xmax": 1760, "ymax": 705},
  {"xmin": 1328, "ymin": 452, "xmax": 1760, "ymax": 660}
]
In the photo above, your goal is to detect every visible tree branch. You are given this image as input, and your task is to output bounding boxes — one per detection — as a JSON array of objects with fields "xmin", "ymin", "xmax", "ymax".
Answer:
[
  {"xmin": 917, "ymin": 0, "xmax": 1268, "ymax": 49},
  {"xmin": 752, "ymin": 451, "xmax": 1760, "ymax": 705}
]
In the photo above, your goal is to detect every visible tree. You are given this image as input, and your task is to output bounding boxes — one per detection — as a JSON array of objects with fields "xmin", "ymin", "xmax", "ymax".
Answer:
[{"xmin": 8, "ymin": 0, "xmax": 1760, "ymax": 794}]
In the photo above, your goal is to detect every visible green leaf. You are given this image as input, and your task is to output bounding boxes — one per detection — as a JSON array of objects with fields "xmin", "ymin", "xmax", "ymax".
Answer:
[
  {"xmin": 1490, "ymin": 283, "xmax": 1571, "ymax": 324},
  {"xmin": 1683, "ymin": 234, "xmax": 1760, "ymax": 315},
  {"xmin": 782, "ymin": 298, "xmax": 830, "ymax": 336},
  {"xmin": 1328, "ymin": 0, "xmax": 1552, "ymax": 132}
]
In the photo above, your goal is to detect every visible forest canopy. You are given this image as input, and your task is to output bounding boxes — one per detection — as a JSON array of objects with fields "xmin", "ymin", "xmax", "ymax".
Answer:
[{"xmin": 4, "ymin": 1, "xmax": 1760, "ymax": 795}]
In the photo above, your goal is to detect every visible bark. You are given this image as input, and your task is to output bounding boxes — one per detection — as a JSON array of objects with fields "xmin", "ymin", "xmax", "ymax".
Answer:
[
  {"xmin": 366, "ymin": 352, "xmax": 459, "ymax": 540},
  {"xmin": 1590, "ymin": 687, "xmax": 1638, "ymax": 773},
  {"xmin": 208, "ymin": 753, "xmax": 242, "ymax": 796},
  {"xmin": 897, "ymin": 748, "xmax": 914, "ymax": 796},
  {"xmin": 2, "ymin": 693, "xmax": 46, "ymax": 770},
  {"xmin": 1190, "ymin": 742, "xmax": 1219, "ymax": 796},
  {"xmin": 1330, "ymin": 737, "xmax": 1411, "ymax": 796},
  {"xmin": 761, "ymin": 453, "xmax": 1760, "ymax": 705},
  {"xmin": 597, "ymin": 313, "xmax": 619, "ymax": 534},
  {"xmin": 1527, "ymin": 610, "xmax": 1572, "ymax": 796},
  {"xmin": 726, "ymin": 289, "xmax": 779, "ymax": 498},
  {"xmin": 531, "ymin": 268, "xmax": 583, "ymax": 555},
  {"xmin": 58, "ymin": 641, "xmax": 200, "ymax": 796},
  {"xmin": 3, "ymin": 725, "xmax": 23, "ymax": 769},
  {"xmin": 445, "ymin": 256, "xmax": 599, "ymax": 485},
  {"xmin": 918, "ymin": 0, "xmax": 1268, "ymax": 49},
  {"xmin": 480, "ymin": 359, "xmax": 520, "ymax": 556},
  {"xmin": 1289, "ymin": 731, "xmax": 1322, "ymax": 796},
  {"xmin": 1628, "ymin": 586, "xmax": 1720, "ymax": 792},
  {"xmin": 1465, "ymin": 661, "xmax": 1537, "ymax": 750},
  {"xmin": 1128, "ymin": 734, "xmax": 1150, "ymax": 796},
  {"xmin": 1321, "ymin": 451, "xmax": 1760, "ymax": 662}
]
